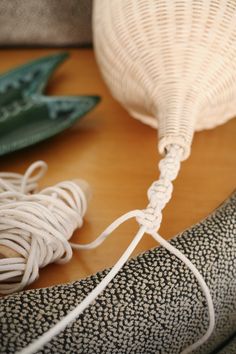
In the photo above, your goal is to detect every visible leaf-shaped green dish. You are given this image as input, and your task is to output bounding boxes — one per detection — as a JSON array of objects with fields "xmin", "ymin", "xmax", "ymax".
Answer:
[{"xmin": 0, "ymin": 52, "xmax": 100, "ymax": 156}]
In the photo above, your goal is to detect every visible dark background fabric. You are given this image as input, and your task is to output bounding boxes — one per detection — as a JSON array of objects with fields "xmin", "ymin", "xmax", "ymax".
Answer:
[{"xmin": 0, "ymin": 0, "xmax": 93, "ymax": 47}]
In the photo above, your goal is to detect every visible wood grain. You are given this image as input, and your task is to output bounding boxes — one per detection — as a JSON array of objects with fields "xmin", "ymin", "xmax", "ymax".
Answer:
[{"xmin": 0, "ymin": 48, "xmax": 235, "ymax": 291}]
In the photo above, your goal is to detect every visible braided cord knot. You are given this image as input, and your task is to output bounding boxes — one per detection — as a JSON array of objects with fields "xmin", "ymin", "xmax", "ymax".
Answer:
[{"xmin": 137, "ymin": 144, "xmax": 183, "ymax": 232}]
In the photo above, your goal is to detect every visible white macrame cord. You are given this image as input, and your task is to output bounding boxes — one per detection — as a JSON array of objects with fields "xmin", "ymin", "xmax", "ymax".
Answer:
[
  {"xmin": 0, "ymin": 161, "xmax": 87, "ymax": 294},
  {"xmin": 6, "ymin": 145, "xmax": 215, "ymax": 354}
]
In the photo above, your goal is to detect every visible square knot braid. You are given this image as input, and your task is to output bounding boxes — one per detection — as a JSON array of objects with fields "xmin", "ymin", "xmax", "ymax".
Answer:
[{"xmin": 136, "ymin": 144, "xmax": 182, "ymax": 232}]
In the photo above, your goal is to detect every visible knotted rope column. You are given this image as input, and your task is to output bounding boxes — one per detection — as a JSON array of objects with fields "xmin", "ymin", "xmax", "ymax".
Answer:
[
  {"xmin": 137, "ymin": 144, "xmax": 182, "ymax": 232},
  {"xmin": 20, "ymin": 144, "xmax": 215, "ymax": 354}
]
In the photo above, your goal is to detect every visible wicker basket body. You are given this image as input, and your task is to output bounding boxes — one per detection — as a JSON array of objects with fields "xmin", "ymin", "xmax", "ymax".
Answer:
[{"xmin": 93, "ymin": 0, "xmax": 236, "ymax": 159}]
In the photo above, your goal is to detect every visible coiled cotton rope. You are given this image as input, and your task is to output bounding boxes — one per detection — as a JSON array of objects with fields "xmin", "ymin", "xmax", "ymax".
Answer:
[
  {"xmin": 15, "ymin": 144, "xmax": 215, "ymax": 354},
  {"xmin": 0, "ymin": 161, "xmax": 89, "ymax": 294}
]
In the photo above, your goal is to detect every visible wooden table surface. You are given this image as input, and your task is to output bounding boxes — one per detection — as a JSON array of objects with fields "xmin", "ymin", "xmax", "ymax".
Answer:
[{"xmin": 0, "ymin": 49, "xmax": 235, "ymax": 291}]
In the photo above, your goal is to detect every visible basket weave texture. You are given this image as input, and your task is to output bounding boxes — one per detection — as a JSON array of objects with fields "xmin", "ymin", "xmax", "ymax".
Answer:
[{"xmin": 93, "ymin": 0, "xmax": 236, "ymax": 159}]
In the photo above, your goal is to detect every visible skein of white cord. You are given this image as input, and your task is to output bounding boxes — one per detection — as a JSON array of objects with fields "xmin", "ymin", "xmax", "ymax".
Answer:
[
  {"xmin": 18, "ymin": 144, "xmax": 215, "ymax": 354},
  {"xmin": 0, "ymin": 161, "xmax": 89, "ymax": 294}
]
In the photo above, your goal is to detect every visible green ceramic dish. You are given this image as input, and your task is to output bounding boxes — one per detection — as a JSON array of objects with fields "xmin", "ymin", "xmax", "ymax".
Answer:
[{"xmin": 0, "ymin": 52, "xmax": 100, "ymax": 155}]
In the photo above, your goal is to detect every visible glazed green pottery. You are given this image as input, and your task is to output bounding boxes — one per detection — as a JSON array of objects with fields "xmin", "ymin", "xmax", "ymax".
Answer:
[{"xmin": 0, "ymin": 52, "xmax": 100, "ymax": 155}]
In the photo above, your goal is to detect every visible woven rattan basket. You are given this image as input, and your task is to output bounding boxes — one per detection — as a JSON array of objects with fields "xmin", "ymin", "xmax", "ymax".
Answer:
[{"xmin": 93, "ymin": 0, "xmax": 236, "ymax": 159}]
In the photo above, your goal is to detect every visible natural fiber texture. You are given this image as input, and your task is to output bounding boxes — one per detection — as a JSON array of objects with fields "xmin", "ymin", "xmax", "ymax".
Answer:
[{"xmin": 93, "ymin": 0, "xmax": 236, "ymax": 159}]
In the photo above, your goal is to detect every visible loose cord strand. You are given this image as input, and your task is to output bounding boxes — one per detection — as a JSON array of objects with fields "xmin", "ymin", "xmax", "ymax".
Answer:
[
  {"xmin": 18, "ymin": 144, "xmax": 215, "ymax": 354},
  {"xmin": 18, "ymin": 226, "xmax": 146, "ymax": 354},
  {"xmin": 150, "ymin": 232, "xmax": 215, "ymax": 354}
]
